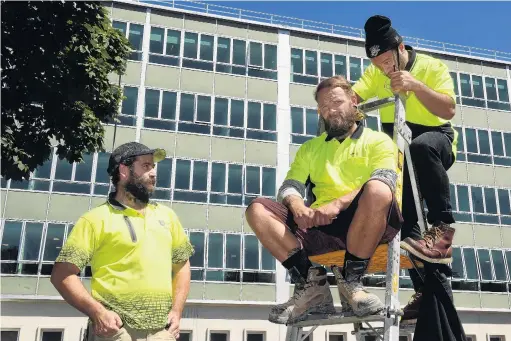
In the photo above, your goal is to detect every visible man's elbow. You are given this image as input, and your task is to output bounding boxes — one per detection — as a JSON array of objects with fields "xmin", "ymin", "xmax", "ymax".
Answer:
[{"xmin": 445, "ymin": 104, "xmax": 455, "ymax": 120}]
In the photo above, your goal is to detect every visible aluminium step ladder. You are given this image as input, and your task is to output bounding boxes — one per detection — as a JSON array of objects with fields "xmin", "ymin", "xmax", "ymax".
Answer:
[{"xmin": 285, "ymin": 94, "xmax": 428, "ymax": 341}]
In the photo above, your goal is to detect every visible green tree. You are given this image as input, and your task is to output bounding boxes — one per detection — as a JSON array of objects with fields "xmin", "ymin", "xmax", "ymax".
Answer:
[{"xmin": 1, "ymin": 1, "xmax": 131, "ymax": 181}]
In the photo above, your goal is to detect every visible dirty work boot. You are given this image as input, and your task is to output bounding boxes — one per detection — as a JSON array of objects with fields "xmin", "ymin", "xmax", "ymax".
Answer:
[
  {"xmin": 401, "ymin": 290, "xmax": 422, "ymax": 325},
  {"xmin": 285, "ymin": 266, "xmax": 336, "ymax": 324},
  {"xmin": 401, "ymin": 222, "xmax": 455, "ymax": 264},
  {"xmin": 268, "ymin": 281, "xmax": 305, "ymax": 324},
  {"xmin": 332, "ymin": 263, "xmax": 385, "ymax": 317},
  {"xmin": 330, "ymin": 266, "xmax": 354, "ymax": 315}
]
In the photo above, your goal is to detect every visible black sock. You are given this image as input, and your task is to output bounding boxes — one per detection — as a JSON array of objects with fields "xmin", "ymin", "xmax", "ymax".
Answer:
[
  {"xmin": 342, "ymin": 250, "xmax": 370, "ymax": 282},
  {"xmin": 282, "ymin": 248, "xmax": 312, "ymax": 283}
]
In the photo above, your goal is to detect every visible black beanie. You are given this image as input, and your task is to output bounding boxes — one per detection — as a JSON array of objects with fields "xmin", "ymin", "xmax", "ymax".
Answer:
[{"xmin": 364, "ymin": 15, "xmax": 403, "ymax": 58}]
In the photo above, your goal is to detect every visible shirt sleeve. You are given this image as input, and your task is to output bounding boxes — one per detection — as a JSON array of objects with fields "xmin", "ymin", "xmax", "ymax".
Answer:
[
  {"xmin": 427, "ymin": 60, "xmax": 456, "ymax": 104},
  {"xmin": 368, "ymin": 133, "xmax": 399, "ymax": 192},
  {"xmin": 352, "ymin": 64, "xmax": 378, "ymax": 102},
  {"xmin": 284, "ymin": 142, "xmax": 311, "ymax": 184},
  {"xmin": 55, "ymin": 217, "xmax": 97, "ymax": 270},
  {"xmin": 169, "ymin": 209, "xmax": 194, "ymax": 264}
]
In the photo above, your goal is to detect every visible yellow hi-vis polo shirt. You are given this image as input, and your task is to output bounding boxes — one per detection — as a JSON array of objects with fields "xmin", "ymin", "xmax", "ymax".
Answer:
[
  {"xmin": 55, "ymin": 196, "xmax": 194, "ymax": 330},
  {"xmin": 286, "ymin": 124, "xmax": 397, "ymax": 208},
  {"xmin": 352, "ymin": 46, "xmax": 458, "ymax": 154}
]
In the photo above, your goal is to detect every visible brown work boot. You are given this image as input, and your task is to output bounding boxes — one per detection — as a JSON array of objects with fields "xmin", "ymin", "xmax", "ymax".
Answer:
[
  {"xmin": 332, "ymin": 265, "xmax": 384, "ymax": 317},
  {"xmin": 401, "ymin": 290, "xmax": 422, "ymax": 325},
  {"xmin": 268, "ymin": 281, "xmax": 305, "ymax": 324},
  {"xmin": 284, "ymin": 266, "xmax": 336, "ymax": 324},
  {"xmin": 400, "ymin": 222, "xmax": 455, "ymax": 264}
]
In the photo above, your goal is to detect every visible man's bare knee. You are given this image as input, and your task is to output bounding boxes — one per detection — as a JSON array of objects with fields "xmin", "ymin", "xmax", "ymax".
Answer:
[{"xmin": 362, "ymin": 180, "xmax": 393, "ymax": 208}]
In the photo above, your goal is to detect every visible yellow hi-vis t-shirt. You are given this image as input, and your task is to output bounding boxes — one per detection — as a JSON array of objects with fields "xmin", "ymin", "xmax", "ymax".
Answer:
[
  {"xmin": 56, "ymin": 197, "xmax": 194, "ymax": 330},
  {"xmin": 286, "ymin": 124, "xmax": 397, "ymax": 208},
  {"xmin": 352, "ymin": 46, "xmax": 458, "ymax": 154}
]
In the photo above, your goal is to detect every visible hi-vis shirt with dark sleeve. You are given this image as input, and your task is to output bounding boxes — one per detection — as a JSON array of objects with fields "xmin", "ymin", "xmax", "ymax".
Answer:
[
  {"xmin": 55, "ymin": 197, "xmax": 194, "ymax": 330},
  {"xmin": 284, "ymin": 124, "xmax": 398, "ymax": 209}
]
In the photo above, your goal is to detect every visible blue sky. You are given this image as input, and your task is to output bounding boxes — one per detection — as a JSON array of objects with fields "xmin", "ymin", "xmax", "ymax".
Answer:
[{"xmin": 210, "ymin": 1, "xmax": 511, "ymax": 55}]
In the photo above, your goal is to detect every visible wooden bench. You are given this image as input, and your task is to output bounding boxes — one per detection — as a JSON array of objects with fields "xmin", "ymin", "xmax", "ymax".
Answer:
[{"xmin": 309, "ymin": 244, "xmax": 423, "ymax": 273}]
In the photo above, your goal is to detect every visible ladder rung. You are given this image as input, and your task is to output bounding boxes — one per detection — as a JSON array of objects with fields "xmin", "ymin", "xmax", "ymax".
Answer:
[
  {"xmin": 289, "ymin": 312, "xmax": 389, "ymax": 327},
  {"xmin": 355, "ymin": 322, "xmax": 417, "ymax": 335}
]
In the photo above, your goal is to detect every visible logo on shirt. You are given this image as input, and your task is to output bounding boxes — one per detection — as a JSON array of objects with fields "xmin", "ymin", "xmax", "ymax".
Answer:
[
  {"xmin": 159, "ymin": 220, "xmax": 166, "ymax": 227},
  {"xmin": 369, "ymin": 45, "xmax": 380, "ymax": 58}
]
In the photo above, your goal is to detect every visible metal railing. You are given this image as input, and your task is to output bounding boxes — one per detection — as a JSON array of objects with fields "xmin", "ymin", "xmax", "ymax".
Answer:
[{"xmin": 135, "ymin": 0, "xmax": 511, "ymax": 63}]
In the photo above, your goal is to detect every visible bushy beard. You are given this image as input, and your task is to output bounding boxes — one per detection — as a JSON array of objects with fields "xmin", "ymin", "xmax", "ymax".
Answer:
[
  {"xmin": 124, "ymin": 171, "xmax": 152, "ymax": 204},
  {"xmin": 324, "ymin": 109, "xmax": 357, "ymax": 138}
]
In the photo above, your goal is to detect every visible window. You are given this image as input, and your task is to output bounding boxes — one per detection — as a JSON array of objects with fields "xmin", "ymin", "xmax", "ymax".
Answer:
[
  {"xmin": 181, "ymin": 32, "xmax": 214, "ymax": 71},
  {"xmin": 40, "ymin": 223, "xmax": 66, "ymax": 275},
  {"xmin": 364, "ymin": 115, "xmax": 381, "ymax": 132},
  {"xmin": 464, "ymin": 127, "xmax": 492, "ymax": 164},
  {"xmin": 40, "ymin": 330, "xmax": 63, "ymax": 341},
  {"xmin": 109, "ymin": 86, "xmax": 138, "ymax": 127},
  {"xmin": 8, "ymin": 156, "xmax": 52, "ymax": 192},
  {"xmin": 246, "ymin": 102, "xmax": 277, "ymax": 141},
  {"xmin": 180, "ymin": 332, "xmax": 192, "ymax": 341},
  {"xmin": 459, "ymin": 73, "xmax": 485, "ymax": 108},
  {"xmin": 213, "ymin": 97, "xmax": 245, "ymax": 139},
  {"xmin": 1, "ymin": 331, "xmax": 19, "ymax": 341},
  {"xmin": 243, "ymin": 235, "xmax": 275, "ymax": 283},
  {"xmin": 498, "ymin": 189, "xmax": 511, "ymax": 225},
  {"xmin": 112, "ymin": 21, "xmax": 144, "ymax": 61},
  {"xmin": 148, "ymin": 26, "xmax": 181, "ymax": 66},
  {"xmin": 489, "ymin": 337, "xmax": 505, "ymax": 341},
  {"xmin": 177, "ymin": 93, "xmax": 212, "ymax": 135},
  {"xmin": 248, "ymin": 42, "xmax": 277, "ymax": 80},
  {"xmin": 210, "ymin": 332, "xmax": 229, "ymax": 341},
  {"xmin": 328, "ymin": 333, "xmax": 345, "ymax": 341},
  {"xmin": 485, "ymin": 77, "xmax": 511, "ymax": 111},
  {"xmin": 470, "ymin": 186, "xmax": 499, "ymax": 224},
  {"xmin": 143, "ymin": 88, "xmax": 177, "ymax": 131},
  {"xmin": 349, "ymin": 56, "xmax": 363, "ymax": 83},
  {"xmin": 94, "ymin": 152, "xmax": 111, "ymax": 196},
  {"xmin": 1, "ymin": 221, "xmax": 76, "ymax": 276},
  {"xmin": 492, "ymin": 131, "xmax": 511, "ymax": 166},
  {"xmin": 151, "ymin": 157, "xmax": 173, "ymax": 201},
  {"xmin": 174, "ymin": 159, "xmax": 208, "ymax": 203},
  {"xmin": 215, "ymin": 37, "xmax": 246, "ymax": 76},
  {"xmin": 450, "ymin": 184, "xmax": 471, "ymax": 223},
  {"xmin": 290, "ymin": 48, "xmax": 351, "ymax": 85},
  {"xmin": 189, "ymin": 231, "xmax": 274, "ymax": 283},
  {"xmin": 290, "ymin": 107, "xmax": 318, "ymax": 144},
  {"xmin": 246, "ymin": 332, "xmax": 265, "ymax": 341},
  {"xmin": 450, "ymin": 72, "xmax": 461, "ymax": 105},
  {"xmin": 211, "ymin": 162, "xmax": 241, "ymax": 204},
  {"xmin": 465, "ymin": 336, "xmax": 476, "ymax": 341},
  {"xmin": 52, "ymin": 154, "xmax": 94, "ymax": 195}
]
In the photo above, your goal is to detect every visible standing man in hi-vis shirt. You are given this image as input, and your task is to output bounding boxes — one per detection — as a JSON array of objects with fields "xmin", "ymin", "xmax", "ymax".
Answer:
[
  {"xmin": 352, "ymin": 15, "xmax": 458, "ymax": 322},
  {"xmin": 51, "ymin": 142, "xmax": 194, "ymax": 341}
]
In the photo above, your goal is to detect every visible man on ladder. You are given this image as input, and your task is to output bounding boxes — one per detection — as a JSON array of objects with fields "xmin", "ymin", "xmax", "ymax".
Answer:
[
  {"xmin": 352, "ymin": 15, "xmax": 459, "ymax": 324},
  {"xmin": 245, "ymin": 75, "xmax": 403, "ymax": 324}
]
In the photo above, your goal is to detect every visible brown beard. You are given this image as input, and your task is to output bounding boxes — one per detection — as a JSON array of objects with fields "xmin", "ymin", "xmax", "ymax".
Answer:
[{"xmin": 324, "ymin": 108, "xmax": 358, "ymax": 138}]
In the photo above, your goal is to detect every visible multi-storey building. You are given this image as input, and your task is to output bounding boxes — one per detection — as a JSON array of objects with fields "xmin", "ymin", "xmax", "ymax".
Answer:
[{"xmin": 1, "ymin": 1, "xmax": 510, "ymax": 341}]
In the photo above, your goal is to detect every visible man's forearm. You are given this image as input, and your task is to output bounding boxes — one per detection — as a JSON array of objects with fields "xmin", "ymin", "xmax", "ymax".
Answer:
[
  {"xmin": 171, "ymin": 260, "xmax": 191, "ymax": 315},
  {"xmin": 333, "ymin": 188, "xmax": 361, "ymax": 210},
  {"xmin": 51, "ymin": 272, "xmax": 105, "ymax": 319},
  {"xmin": 282, "ymin": 194, "xmax": 305, "ymax": 211},
  {"xmin": 413, "ymin": 81, "xmax": 455, "ymax": 120}
]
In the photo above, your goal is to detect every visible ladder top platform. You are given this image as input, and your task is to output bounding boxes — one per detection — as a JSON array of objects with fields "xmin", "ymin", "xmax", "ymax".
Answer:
[
  {"xmin": 308, "ymin": 244, "xmax": 423, "ymax": 273},
  {"xmin": 289, "ymin": 312, "xmax": 388, "ymax": 328}
]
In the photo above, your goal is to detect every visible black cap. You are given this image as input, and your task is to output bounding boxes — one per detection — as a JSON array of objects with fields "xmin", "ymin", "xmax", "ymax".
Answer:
[
  {"xmin": 364, "ymin": 15, "xmax": 403, "ymax": 58},
  {"xmin": 107, "ymin": 142, "xmax": 166, "ymax": 175}
]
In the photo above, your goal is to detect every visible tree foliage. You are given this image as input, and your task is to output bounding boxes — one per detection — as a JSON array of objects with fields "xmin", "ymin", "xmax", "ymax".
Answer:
[{"xmin": 1, "ymin": 1, "xmax": 131, "ymax": 181}]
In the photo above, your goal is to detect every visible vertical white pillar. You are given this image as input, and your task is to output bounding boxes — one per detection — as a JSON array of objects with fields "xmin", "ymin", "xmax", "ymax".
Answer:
[
  {"xmin": 276, "ymin": 28, "xmax": 291, "ymax": 341},
  {"xmin": 135, "ymin": 8, "xmax": 152, "ymax": 142}
]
